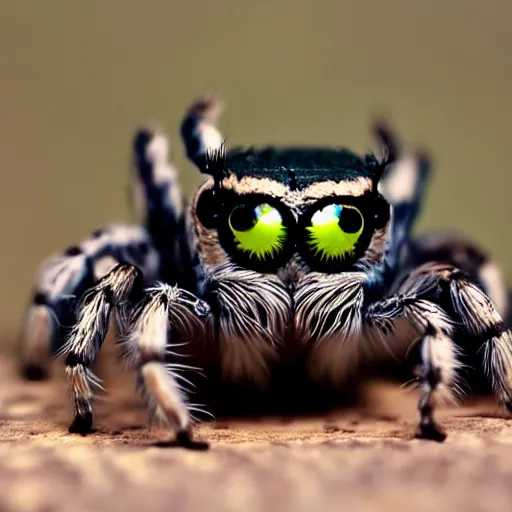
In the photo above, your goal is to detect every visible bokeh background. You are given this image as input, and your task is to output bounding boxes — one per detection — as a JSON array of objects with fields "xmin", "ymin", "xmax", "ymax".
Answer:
[{"xmin": 0, "ymin": 0, "xmax": 510, "ymax": 341}]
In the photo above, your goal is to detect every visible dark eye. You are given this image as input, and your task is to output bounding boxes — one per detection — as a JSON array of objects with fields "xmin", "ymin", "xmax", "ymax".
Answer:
[
  {"xmin": 373, "ymin": 197, "xmax": 390, "ymax": 229},
  {"xmin": 228, "ymin": 203, "xmax": 287, "ymax": 260},
  {"xmin": 305, "ymin": 204, "xmax": 364, "ymax": 261},
  {"xmin": 195, "ymin": 188, "xmax": 218, "ymax": 229}
]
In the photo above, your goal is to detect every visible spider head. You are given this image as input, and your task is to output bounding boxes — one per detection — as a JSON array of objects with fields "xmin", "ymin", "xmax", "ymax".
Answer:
[{"xmin": 190, "ymin": 124, "xmax": 396, "ymax": 275}]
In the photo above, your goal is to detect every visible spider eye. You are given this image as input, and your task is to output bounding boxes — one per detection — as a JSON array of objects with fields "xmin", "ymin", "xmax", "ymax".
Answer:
[
  {"xmin": 228, "ymin": 203, "xmax": 287, "ymax": 260},
  {"xmin": 195, "ymin": 188, "xmax": 218, "ymax": 229},
  {"xmin": 305, "ymin": 204, "xmax": 364, "ymax": 261}
]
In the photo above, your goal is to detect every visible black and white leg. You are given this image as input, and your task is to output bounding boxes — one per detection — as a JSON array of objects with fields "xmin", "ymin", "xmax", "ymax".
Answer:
[
  {"xmin": 131, "ymin": 122, "xmax": 202, "ymax": 293},
  {"xmin": 296, "ymin": 263, "xmax": 512, "ymax": 442},
  {"xmin": 131, "ymin": 96, "xmax": 225, "ymax": 294},
  {"xmin": 366, "ymin": 293, "xmax": 456, "ymax": 441},
  {"xmin": 64, "ymin": 263, "xmax": 142, "ymax": 433},
  {"xmin": 65, "ymin": 117, "xmax": 217, "ymax": 436},
  {"xmin": 119, "ymin": 283, "xmax": 211, "ymax": 438},
  {"xmin": 376, "ymin": 132, "xmax": 510, "ymax": 323},
  {"xmin": 20, "ymin": 224, "xmax": 159, "ymax": 379},
  {"xmin": 377, "ymin": 142, "xmax": 431, "ymax": 275},
  {"xmin": 367, "ymin": 262, "xmax": 512, "ymax": 441},
  {"xmin": 63, "ymin": 262, "xmax": 211, "ymax": 438},
  {"xmin": 407, "ymin": 230, "xmax": 510, "ymax": 322},
  {"xmin": 180, "ymin": 93, "xmax": 224, "ymax": 172}
]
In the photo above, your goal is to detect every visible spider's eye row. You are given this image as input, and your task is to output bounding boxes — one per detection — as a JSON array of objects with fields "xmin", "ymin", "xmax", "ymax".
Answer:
[
  {"xmin": 305, "ymin": 204, "xmax": 364, "ymax": 261},
  {"xmin": 228, "ymin": 203, "xmax": 287, "ymax": 260}
]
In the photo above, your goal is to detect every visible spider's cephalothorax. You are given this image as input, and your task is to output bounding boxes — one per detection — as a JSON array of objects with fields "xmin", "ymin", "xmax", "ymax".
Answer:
[
  {"xmin": 193, "ymin": 146, "xmax": 392, "ymax": 273},
  {"xmin": 20, "ymin": 96, "xmax": 512, "ymax": 443}
]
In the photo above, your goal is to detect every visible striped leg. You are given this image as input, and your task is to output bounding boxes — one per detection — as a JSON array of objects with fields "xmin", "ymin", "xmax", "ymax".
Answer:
[
  {"xmin": 406, "ymin": 231, "xmax": 511, "ymax": 397},
  {"xmin": 180, "ymin": 94, "xmax": 224, "ymax": 171},
  {"xmin": 20, "ymin": 224, "xmax": 159, "ymax": 379},
  {"xmin": 23, "ymin": 108, "xmax": 208, "ymax": 379},
  {"xmin": 64, "ymin": 265, "xmax": 211, "ymax": 438},
  {"xmin": 368, "ymin": 262, "xmax": 512, "ymax": 441},
  {"xmin": 296, "ymin": 263, "xmax": 512, "ymax": 441},
  {"xmin": 131, "ymin": 95, "xmax": 226, "ymax": 298},
  {"xmin": 131, "ymin": 123, "xmax": 199, "ymax": 293},
  {"xmin": 117, "ymin": 283, "xmax": 210, "ymax": 438},
  {"xmin": 377, "ymin": 143, "xmax": 431, "ymax": 274},
  {"xmin": 408, "ymin": 231, "xmax": 510, "ymax": 321},
  {"xmin": 64, "ymin": 263, "xmax": 142, "ymax": 433},
  {"xmin": 379, "ymin": 142, "xmax": 511, "ymax": 395},
  {"xmin": 377, "ymin": 135, "xmax": 510, "ymax": 321}
]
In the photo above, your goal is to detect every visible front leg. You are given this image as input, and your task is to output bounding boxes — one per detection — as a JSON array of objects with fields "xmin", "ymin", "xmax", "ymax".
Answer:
[
  {"xmin": 366, "ymin": 291, "xmax": 457, "ymax": 442},
  {"xmin": 296, "ymin": 271, "xmax": 458, "ymax": 441},
  {"xmin": 119, "ymin": 283, "xmax": 210, "ymax": 439},
  {"xmin": 368, "ymin": 263, "xmax": 512, "ymax": 441},
  {"xmin": 63, "ymin": 263, "xmax": 210, "ymax": 440},
  {"xmin": 295, "ymin": 266, "xmax": 512, "ymax": 442},
  {"xmin": 63, "ymin": 263, "xmax": 142, "ymax": 434}
]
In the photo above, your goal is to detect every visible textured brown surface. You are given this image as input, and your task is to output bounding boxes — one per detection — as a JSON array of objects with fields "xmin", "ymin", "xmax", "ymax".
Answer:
[{"xmin": 1, "ymin": 351, "xmax": 512, "ymax": 512}]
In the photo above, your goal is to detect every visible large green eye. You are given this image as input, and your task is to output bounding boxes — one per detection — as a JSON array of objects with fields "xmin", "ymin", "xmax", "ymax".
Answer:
[
  {"xmin": 229, "ymin": 203, "xmax": 287, "ymax": 260},
  {"xmin": 306, "ymin": 204, "xmax": 364, "ymax": 261}
]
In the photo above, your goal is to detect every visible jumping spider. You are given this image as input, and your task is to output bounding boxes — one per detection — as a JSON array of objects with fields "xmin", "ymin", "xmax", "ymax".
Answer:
[{"xmin": 20, "ymin": 96, "xmax": 512, "ymax": 443}]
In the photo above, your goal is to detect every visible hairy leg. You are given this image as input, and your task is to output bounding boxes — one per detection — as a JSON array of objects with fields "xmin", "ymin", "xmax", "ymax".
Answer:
[
  {"xmin": 180, "ymin": 94, "xmax": 224, "ymax": 172},
  {"xmin": 63, "ymin": 263, "xmax": 211, "ymax": 438},
  {"xmin": 20, "ymin": 224, "xmax": 159, "ymax": 379},
  {"xmin": 131, "ymin": 123, "xmax": 201, "ymax": 293},
  {"xmin": 117, "ymin": 283, "xmax": 210, "ymax": 437},
  {"xmin": 370, "ymin": 262, "xmax": 512, "ymax": 440},
  {"xmin": 295, "ymin": 263, "xmax": 512, "ymax": 441},
  {"xmin": 407, "ymin": 230, "xmax": 510, "ymax": 321},
  {"xmin": 377, "ymin": 136, "xmax": 431, "ymax": 274},
  {"xmin": 131, "ymin": 96, "xmax": 226, "ymax": 296},
  {"xmin": 22, "ymin": 108, "xmax": 208, "ymax": 378}
]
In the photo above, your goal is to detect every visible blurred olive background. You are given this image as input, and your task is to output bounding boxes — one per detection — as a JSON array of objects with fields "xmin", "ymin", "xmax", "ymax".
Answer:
[{"xmin": 0, "ymin": 0, "xmax": 510, "ymax": 340}]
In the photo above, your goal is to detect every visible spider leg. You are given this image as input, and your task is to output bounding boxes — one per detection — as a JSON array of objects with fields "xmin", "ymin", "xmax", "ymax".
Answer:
[
  {"xmin": 180, "ymin": 94, "xmax": 224, "ymax": 171},
  {"xmin": 132, "ymin": 105, "xmax": 226, "ymax": 294},
  {"xmin": 368, "ymin": 262, "xmax": 512, "ymax": 441},
  {"xmin": 296, "ymin": 263, "xmax": 512, "ymax": 442},
  {"xmin": 64, "ymin": 263, "xmax": 211, "ymax": 438},
  {"xmin": 117, "ymin": 283, "xmax": 211, "ymax": 438},
  {"xmin": 23, "ymin": 117, "xmax": 204, "ymax": 379},
  {"xmin": 131, "ymin": 122, "xmax": 200, "ymax": 293},
  {"xmin": 21, "ymin": 224, "xmax": 159, "ymax": 380},
  {"xmin": 407, "ymin": 230, "xmax": 510, "ymax": 322},
  {"xmin": 381, "ymin": 143, "xmax": 509, "ymax": 319},
  {"xmin": 378, "ymin": 147, "xmax": 431, "ymax": 273},
  {"xmin": 64, "ymin": 263, "xmax": 142, "ymax": 434},
  {"xmin": 366, "ymin": 289, "xmax": 455, "ymax": 442}
]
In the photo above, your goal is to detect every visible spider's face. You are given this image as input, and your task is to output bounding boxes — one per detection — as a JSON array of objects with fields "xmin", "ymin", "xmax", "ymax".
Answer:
[{"xmin": 192, "ymin": 148, "xmax": 391, "ymax": 276}]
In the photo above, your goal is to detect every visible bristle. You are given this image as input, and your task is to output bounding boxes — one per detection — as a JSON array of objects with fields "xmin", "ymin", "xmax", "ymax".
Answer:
[
  {"xmin": 205, "ymin": 141, "xmax": 227, "ymax": 179},
  {"xmin": 372, "ymin": 120, "xmax": 399, "ymax": 166}
]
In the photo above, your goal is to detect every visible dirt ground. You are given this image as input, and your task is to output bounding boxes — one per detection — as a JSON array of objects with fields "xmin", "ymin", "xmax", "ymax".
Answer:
[{"xmin": 1, "ymin": 349, "xmax": 512, "ymax": 512}]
